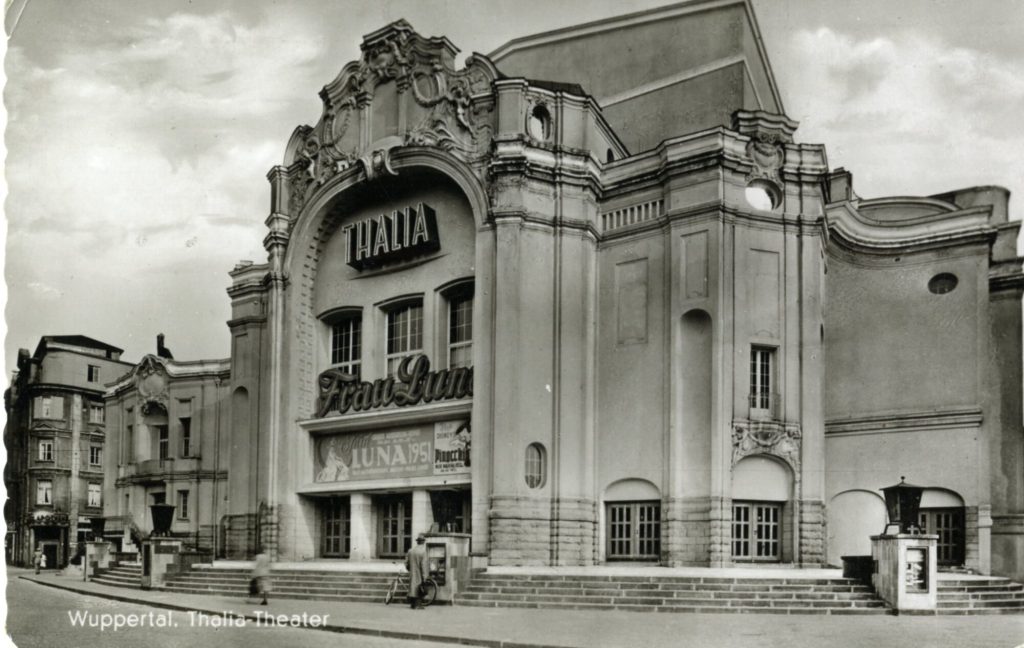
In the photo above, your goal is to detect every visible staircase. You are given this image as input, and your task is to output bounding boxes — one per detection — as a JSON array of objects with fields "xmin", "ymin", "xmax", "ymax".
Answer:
[
  {"xmin": 92, "ymin": 562, "xmax": 142, "ymax": 589},
  {"xmin": 453, "ymin": 573, "xmax": 889, "ymax": 614},
  {"xmin": 163, "ymin": 567, "xmax": 398, "ymax": 602},
  {"xmin": 936, "ymin": 576, "xmax": 1024, "ymax": 614}
]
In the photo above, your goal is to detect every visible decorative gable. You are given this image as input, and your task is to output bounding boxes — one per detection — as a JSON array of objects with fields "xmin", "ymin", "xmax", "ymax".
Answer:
[{"xmin": 280, "ymin": 20, "xmax": 500, "ymax": 216}]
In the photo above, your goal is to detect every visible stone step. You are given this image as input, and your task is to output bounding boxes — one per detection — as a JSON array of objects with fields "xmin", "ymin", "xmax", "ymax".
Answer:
[
  {"xmin": 938, "ymin": 584, "xmax": 1024, "ymax": 593},
  {"xmin": 455, "ymin": 591, "xmax": 885, "ymax": 608},
  {"xmin": 938, "ymin": 591, "xmax": 1024, "ymax": 601},
  {"xmin": 464, "ymin": 583, "xmax": 874, "ymax": 595},
  {"xmin": 938, "ymin": 598, "xmax": 1024, "ymax": 609},
  {"xmin": 161, "ymin": 586, "xmax": 389, "ymax": 602},
  {"xmin": 467, "ymin": 575, "xmax": 857, "ymax": 586},
  {"xmin": 454, "ymin": 599, "xmax": 889, "ymax": 615},
  {"xmin": 165, "ymin": 577, "xmax": 389, "ymax": 589}
]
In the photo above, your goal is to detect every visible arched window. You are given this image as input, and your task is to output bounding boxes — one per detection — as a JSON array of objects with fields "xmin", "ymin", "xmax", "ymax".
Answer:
[{"xmin": 524, "ymin": 443, "xmax": 546, "ymax": 489}]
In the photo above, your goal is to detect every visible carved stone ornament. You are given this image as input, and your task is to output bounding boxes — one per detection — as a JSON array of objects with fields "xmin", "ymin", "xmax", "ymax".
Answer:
[
  {"xmin": 731, "ymin": 419, "xmax": 802, "ymax": 472},
  {"xmin": 135, "ymin": 355, "xmax": 169, "ymax": 416},
  {"xmin": 745, "ymin": 134, "xmax": 785, "ymax": 186},
  {"xmin": 283, "ymin": 20, "xmax": 499, "ymax": 214}
]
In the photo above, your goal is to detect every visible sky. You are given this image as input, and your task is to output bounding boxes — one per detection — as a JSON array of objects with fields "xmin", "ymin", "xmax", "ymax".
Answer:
[{"xmin": 4, "ymin": 0, "xmax": 1024, "ymax": 375}]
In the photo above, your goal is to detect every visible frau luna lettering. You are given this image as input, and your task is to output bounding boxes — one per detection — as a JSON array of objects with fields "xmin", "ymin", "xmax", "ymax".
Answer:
[{"xmin": 316, "ymin": 354, "xmax": 472, "ymax": 418}]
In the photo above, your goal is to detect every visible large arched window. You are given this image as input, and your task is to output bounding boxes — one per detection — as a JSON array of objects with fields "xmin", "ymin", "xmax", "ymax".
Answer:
[{"xmin": 525, "ymin": 443, "xmax": 546, "ymax": 489}]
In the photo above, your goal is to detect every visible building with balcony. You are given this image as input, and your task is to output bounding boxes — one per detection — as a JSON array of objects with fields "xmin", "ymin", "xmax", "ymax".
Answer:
[
  {"xmin": 206, "ymin": 0, "xmax": 1023, "ymax": 579},
  {"xmin": 103, "ymin": 341, "xmax": 230, "ymax": 554},
  {"xmin": 3, "ymin": 335, "xmax": 133, "ymax": 567}
]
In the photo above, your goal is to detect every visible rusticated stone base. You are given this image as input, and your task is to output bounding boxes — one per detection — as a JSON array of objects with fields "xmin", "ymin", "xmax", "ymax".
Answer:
[
  {"xmin": 489, "ymin": 496, "xmax": 596, "ymax": 565},
  {"xmin": 709, "ymin": 497, "xmax": 732, "ymax": 567},
  {"xmin": 798, "ymin": 499, "xmax": 825, "ymax": 566},
  {"xmin": 664, "ymin": 497, "xmax": 712, "ymax": 566},
  {"xmin": 550, "ymin": 498, "xmax": 597, "ymax": 566}
]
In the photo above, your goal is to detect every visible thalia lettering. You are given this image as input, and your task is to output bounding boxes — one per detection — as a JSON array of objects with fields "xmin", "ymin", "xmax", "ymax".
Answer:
[
  {"xmin": 316, "ymin": 354, "xmax": 472, "ymax": 418},
  {"xmin": 343, "ymin": 202, "xmax": 440, "ymax": 270}
]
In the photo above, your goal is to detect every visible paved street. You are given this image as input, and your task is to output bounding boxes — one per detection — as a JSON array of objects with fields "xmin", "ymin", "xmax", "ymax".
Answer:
[
  {"xmin": 7, "ymin": 569, "xmax": 1024, "ymax": 648},
  {"xmin": 5, "ymin": 572, "xmax": 456, "ymax": 648}
]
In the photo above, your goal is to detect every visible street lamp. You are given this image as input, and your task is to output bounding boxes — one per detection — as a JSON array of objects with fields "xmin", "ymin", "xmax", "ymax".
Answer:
[{"xmin": 880, "ymin": 476, "xmax": 924, "ymax": 535}]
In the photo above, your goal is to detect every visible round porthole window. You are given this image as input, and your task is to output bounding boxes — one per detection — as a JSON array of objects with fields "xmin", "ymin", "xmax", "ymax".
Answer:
[
  {"xmin": 528, "ymin": 105, "xmax": 551, "ymax": 141},
  {"xmin": 744, "ymin": 179, "xmax": 781, "ymax": 211},
  {"xmin": 928, "ymin": 273, "xmax": 958, "ymax": 295}
]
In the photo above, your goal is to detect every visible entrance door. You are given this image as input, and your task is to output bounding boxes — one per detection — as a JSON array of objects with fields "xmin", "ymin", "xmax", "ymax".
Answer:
[
  {"xmin": 919, "ymin": 508, "xmax": 965, "ymax": 566},
  {"xmin": 732, "ymin": 501, "xmax": 781, "ymax": 561},
  {"xmin": 377, "ymin": 495, "xmax": 412, "ymax": 558},
  {"xmin": 606, "ymin": 501, "xmax": 661, "ymax": 560},
  {"xmin": 320, "ymin": 497, "xmax": 350, "ymax": 558}
]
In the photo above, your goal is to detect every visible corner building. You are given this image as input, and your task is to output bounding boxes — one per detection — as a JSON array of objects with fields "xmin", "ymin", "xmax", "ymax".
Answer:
[{"xmin": 223, "ymin": 1, "xmax": 1024, "ymax": 578}]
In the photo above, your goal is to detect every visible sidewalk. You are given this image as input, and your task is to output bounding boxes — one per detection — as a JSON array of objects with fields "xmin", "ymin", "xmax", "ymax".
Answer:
[{"xmin": 15, "ymin": 570, "xmax": 1024, "ymax": 648}]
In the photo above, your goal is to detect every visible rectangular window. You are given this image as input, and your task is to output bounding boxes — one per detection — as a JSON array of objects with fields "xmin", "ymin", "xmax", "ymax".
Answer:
[
  {"xmin": 157, "ymin": 426, "xmax": 169, "ymax": 460},
  {"xmin": 125, "ymin": 423, "xmax": 134, "ymax": 464},
  {"xmin": 386, "ymin": 303, "xmax": 423, "ymax": 377},
  {"xmin": 88, "ymin": 404, "xmax": 105, "ymax": 424},
  {"xmin": 732, "ymin": 502, "xmax": 781, "ymax": 561},
  {"xmin": 180, "ymin": 417, "xmax": 192, "ymax": 457},
  {"xmin": 89, "ymin": 446, "xmax": 102, "ymax": 466},
  {"xmin": 330, "ymin": 317, "xmax": 362, "ymax": 378},
  {"xmin": 87, "ymin": 483, "xmax": 102, "ymax": 507},
  {"xmin": 36, "ymin": 395, "xmax": 64, "ymax": 420},
  {"xmin": 177, "ymin": 490, "xmax": 189, "ymax": 519},
  {"xmin": 87, "ymin": 365, "xmax": 101, "ymax": 383},
  {"xmin": 37, "ymin": 480, "xmax": 52, "ymax": 505},
  {"xmin": 38, "ymin": 440, "xmax": 54, "ymax": 462},
  {"xmin": 448, "ymin": 294, "xmax": 473, "ymax": 369},
  {"xmin": 749, "ymin": 346, "xmax": 775, "ymax": 415}
]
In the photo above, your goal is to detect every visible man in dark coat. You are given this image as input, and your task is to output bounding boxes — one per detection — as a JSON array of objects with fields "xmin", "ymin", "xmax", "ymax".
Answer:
[{"xmin": 405, "ymin": 533, "xmax": 429, "ymax": 609}]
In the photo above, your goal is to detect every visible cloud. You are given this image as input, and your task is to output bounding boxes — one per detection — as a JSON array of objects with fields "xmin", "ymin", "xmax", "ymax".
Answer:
[
  {"xmin": 5, "ymin": 8, "xmax": 328, "ymax": 364},
  {"xmin": 779, "ymin": 27, "xmax": 1024, "ymax": 223}
]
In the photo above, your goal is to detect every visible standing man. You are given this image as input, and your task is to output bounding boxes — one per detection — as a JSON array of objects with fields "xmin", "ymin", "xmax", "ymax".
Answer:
[
  {"xmin": 32, "ymin": 547, "xmax": 43, "ymax": 574},
  {"xmin": 405, "ymin": 534, "xmax": 429, "ymax": 609}
]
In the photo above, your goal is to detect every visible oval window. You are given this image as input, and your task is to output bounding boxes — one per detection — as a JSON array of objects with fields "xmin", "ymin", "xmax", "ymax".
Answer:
[
  {"xmin": 928, "ymin": 273, "xmax": 958, "ymax": 295},
  {"xmin": 524, "ymin": 443, "xmax": 546, "ymax": 489},
  {"xmin": 745, "ymin": 179, "xmax": 781, "ymax": 211}
]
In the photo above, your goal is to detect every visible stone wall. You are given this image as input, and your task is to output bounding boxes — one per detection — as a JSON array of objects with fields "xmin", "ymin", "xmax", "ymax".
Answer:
[{"xmin": 664, "ymin": 497, "xmax": 711, "ymax": 566}]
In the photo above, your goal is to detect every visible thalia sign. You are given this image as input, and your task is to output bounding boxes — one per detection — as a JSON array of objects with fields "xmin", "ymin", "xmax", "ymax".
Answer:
[{"xmin": 343, "ymin": 202, "xmax": 440, "ymax": 270}]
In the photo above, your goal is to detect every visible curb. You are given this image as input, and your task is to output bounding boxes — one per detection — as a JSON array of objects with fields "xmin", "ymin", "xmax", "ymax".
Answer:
[{"xmin": 19, "ymin": 575, "xmax": 575, "ymax": 648}]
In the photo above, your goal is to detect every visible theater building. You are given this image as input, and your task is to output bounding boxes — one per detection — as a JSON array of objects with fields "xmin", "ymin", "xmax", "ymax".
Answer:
[{"xmin": 220, "ymin": 0, "xmax": 1024, "ymax": 579}]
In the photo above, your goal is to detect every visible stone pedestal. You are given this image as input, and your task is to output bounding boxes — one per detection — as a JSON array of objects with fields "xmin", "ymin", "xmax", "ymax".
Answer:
[
  {"xmin": 84, "ymin": 541, "xmax": 116, "ymax": 582},
  {"xmin": 423, "ymin": 532, "xmax": 472, "ymax": 603},
  {"xmin": 141, "ymin": 538, "xmax": 183, "ymax": 590},
  {"xmin": 871, "ymin": 533, "xmax": 938, "ymax": 613}
]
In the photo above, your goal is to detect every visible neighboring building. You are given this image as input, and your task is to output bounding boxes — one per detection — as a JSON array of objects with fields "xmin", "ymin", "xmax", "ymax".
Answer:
[
  {"xmin": 3, "ymin": 335, "xmax": 132, "ymax": 567},
  {"xmin": 103, "ymin": 337, "xmax": 230, "ymax": 554}
]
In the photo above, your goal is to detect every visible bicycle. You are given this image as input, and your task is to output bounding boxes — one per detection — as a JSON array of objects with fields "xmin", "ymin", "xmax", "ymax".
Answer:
[{"xmin": 384, "ymin": 566, "xmax": 438, "ymax": 607}]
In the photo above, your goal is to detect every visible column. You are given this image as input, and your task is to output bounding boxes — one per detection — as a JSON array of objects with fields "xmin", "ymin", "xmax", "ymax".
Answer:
[
  {"xmin": 349, "ymin": 493, "xmax": 373, "ymax": 560},
  {"xmin": 412, "ymin": 490, "xmax": 434, "ymax": 538}
]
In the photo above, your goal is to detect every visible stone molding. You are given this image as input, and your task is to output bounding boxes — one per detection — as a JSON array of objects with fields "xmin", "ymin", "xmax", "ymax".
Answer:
[{"xmin": 825, "ymin": 407, "xmax": 983, "ymax": 436}]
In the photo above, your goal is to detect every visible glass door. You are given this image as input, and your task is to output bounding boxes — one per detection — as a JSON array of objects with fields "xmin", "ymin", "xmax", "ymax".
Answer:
[
  {"xmin": 606, "ymin": 501, "xmax": 661, "ymax": 560},
  {"xmin": 732, "ymin": 501, "xmax": 781, "ymax": 561},
  {"xmin": 377, "ymin": 494, "xmax": 412, "ymax": 558},
  {"xmin": 320, "ymin": 497, "xmax": 350, "ymax": 558},
  {"xmin": 918, "ymin": 508, "xmax": 965, "ymax": 566}
]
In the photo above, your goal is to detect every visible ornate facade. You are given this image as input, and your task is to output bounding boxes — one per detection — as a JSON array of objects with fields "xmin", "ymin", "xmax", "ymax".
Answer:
[{"xmin": 215, "ymin": 0, "xmax": 1023, "ymax": 579}]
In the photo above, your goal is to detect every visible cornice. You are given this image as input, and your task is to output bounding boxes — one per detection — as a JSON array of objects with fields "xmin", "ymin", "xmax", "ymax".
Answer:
[
  {"xmin": 298, "ymin": 399, "xmax": 472, "ymax": 434},
  {"xmin": 825, "ymin": 200, "xmax": 997, "ymax": 257},
  {"xmin": 825, "ymin": 407, "xmax": 983, "ymax": 437}
]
